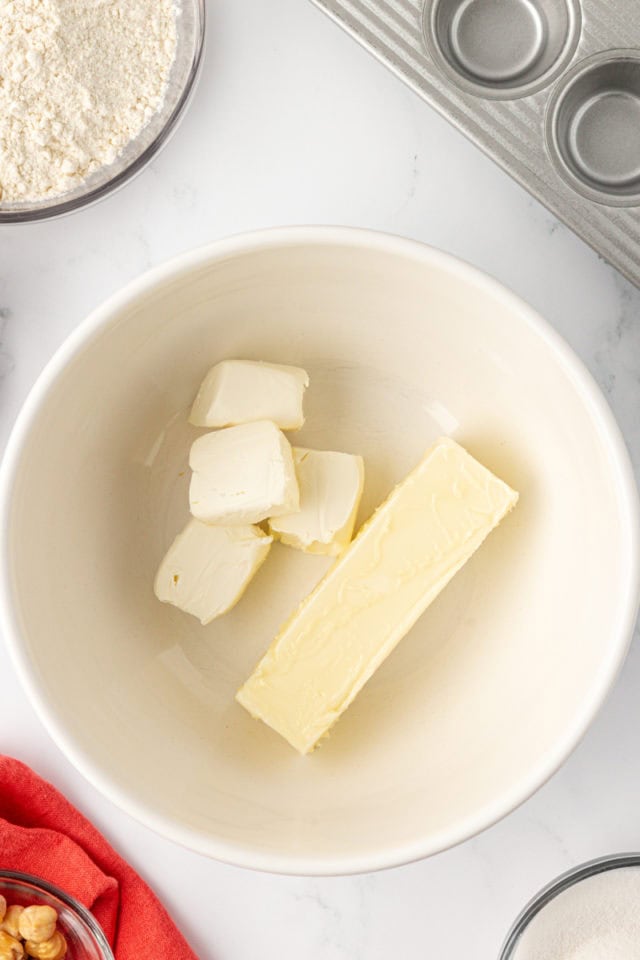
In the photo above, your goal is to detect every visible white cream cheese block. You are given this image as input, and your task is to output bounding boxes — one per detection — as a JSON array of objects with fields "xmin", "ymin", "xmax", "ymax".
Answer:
[
  {"xmin": 269, "ymin": 447, "xmax": 365, "ymax": 556},
  {"xmin": 154, "ymin": 519, "xmax": 272, "ymax": 624},
  {"xmin": 189, "ymin": 359, "xmax": 309, "ymax": 430},
  {"xmin": 237, "ymin": 437, "xmax": 518, "ymax": 754},
  {"xmin": 189, "ymin": 420, "xmax": 299, "ymax": 526}
]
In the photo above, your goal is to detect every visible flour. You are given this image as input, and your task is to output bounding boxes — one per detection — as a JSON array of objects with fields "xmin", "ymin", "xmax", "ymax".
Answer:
[
  {"xmin": 0, "ymin": 0, "xmax": 177, "ymax": 202},
  {"xmin": 513, "ymin": 867, "xmax": 640, "ymax": 960}
]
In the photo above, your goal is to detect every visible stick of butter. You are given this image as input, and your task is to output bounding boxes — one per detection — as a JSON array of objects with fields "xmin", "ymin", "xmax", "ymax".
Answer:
[
  {"xmin": 269, "ymin": 448, "xmax": 365, "ymax": 556},
  {"xmin": 189, "ymin": 420, "xmax": 299, "ymax": 525},
  {"xmin": 236, "ymin": 437, "xmax": 518, "ymax": 754},
  {"xmin": 189, "ymin": 359, "xmax": 309, "ymax": 430},
  {"xmin": 154, "ymin": 519, "xmax": 272, "ymax": 624}
]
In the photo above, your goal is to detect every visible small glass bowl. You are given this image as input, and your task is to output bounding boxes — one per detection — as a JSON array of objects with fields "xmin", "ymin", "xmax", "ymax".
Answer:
[
  {"xmin": 499, "ymin": 853, "xmax": 640, "ymax": 958},
  {"xmin": 0, "ymin": 871, "xmax": 114, "ymax": 959},
  {"xmin": 0, "ymin": 0, "xmax": 205, "ymax": 223}
]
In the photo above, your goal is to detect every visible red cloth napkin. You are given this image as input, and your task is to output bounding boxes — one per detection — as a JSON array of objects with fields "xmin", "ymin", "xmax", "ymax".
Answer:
[{"xmin": 0, "ymin": 756, "xmax": 198, "ymax": 959}]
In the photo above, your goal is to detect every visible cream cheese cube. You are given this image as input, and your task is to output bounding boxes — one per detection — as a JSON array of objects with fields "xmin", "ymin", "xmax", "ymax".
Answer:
[
  {"xmin": 154, "ymin": 519, "xmax": 272, "ymax": 624},
  {"xmin": 269, "ymin": 448, "xmax": 365, "ymax": 556},
  {"xmin": 189, "ymin": 420, "xmax": 299, "ymax": 525},
  {"xmin": 189, "ymin": 360, "xmax": 309, "ymax": 430}
]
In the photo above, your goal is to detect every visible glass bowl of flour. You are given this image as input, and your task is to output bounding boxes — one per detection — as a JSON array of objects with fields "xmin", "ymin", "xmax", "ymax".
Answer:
[
  {"xmin": 0, "ymin": 0, "xmax": 205, "ymax": 222},
  {"xmin": 499, "ymin": 854, "xmax": 640, "ymax": 960}
]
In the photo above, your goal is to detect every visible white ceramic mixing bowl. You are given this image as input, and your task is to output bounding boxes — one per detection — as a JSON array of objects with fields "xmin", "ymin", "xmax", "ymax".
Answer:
[{"xmin": 1, "ymin": 228, "xmax": 638, "ymax": 875}]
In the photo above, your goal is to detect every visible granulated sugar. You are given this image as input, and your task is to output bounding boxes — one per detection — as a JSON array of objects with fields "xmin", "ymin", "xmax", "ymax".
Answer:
[
  {"xmin": 514, "ymin": 867, "xmax": 640, "ymax": 960},
  {"xmin": 0, "ymin": 0, "xmax": 177, "ymax": 202}
]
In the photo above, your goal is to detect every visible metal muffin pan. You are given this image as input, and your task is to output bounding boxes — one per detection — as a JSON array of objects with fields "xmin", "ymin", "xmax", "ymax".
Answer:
[
  {"xmin": 309, "ymin": 0, "xmax": 640, "ymax": 287},
  {"xmin": 546, "ymin": 50, "xmax": 640, "ymax": 205},
  {"xmin": 425, "ymin": 0, "xmax": 582, "ymax": 99}
]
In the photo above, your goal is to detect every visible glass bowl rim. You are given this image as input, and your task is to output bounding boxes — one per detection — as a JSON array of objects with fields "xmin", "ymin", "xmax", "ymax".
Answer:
[
  {"xmin": 0, "ymin": 0, "xmax": 206, "ymax": 224},
  {"xmin": 0, "ymin": 869, "xmax": 115, "ymax": 959},
  {"xmin": 498, "ymin": 852, "xmax": 640, "ymax": 958}
]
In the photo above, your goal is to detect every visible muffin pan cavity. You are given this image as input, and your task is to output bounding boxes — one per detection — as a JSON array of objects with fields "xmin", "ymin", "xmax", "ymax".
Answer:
[
  {"xmin": 546, "ymin": 51, "xmax": 640, "ymax": 205},
  {"xmin": 424, "ymin": 0, "xmax": 582, "ymax": 99}
]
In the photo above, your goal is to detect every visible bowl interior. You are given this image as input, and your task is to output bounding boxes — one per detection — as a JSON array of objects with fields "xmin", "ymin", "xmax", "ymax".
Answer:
[{"xmin": 3, "ymin": 234, "xmax": 637, "ymax": 872}]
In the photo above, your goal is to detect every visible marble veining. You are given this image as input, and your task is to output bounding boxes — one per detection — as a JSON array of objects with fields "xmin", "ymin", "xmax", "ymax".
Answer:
[{"xmin": 0, "ymin": 0, "xmax": 639, "ymax": 958}]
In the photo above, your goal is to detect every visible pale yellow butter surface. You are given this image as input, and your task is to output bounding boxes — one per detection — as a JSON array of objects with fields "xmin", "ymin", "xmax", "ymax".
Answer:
[{"xmin": 236, "ymin": 437, "xmax": 518, "ymax": 754}]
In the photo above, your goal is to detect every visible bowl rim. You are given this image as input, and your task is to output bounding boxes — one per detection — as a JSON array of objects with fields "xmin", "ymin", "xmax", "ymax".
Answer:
[
  {"xmin": 0, "ymin": 869, "xmax": 115, "ymax": 959},
  {"xmin": 1, "ymin": 225, "xmax": 638, "ymax": 876},
  {"xmin": 0, "ymin": 0, "xmax": 206, "ymax": 224},
  {"xmin": 498, "ymin": 853, "xmax": 640, "ymax": 958}
]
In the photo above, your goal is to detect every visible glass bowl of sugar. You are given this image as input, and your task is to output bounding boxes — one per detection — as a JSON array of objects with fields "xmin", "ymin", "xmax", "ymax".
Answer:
[
  {"xmin": 0, "ymin": 0, "xmax": 205, "ymax": 223},
  {"xmin": 499, "ymin": 854, "xmax": 640, "ymax": 960}
]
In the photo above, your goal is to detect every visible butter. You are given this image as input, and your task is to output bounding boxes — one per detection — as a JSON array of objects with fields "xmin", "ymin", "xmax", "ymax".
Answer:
[
  {"xmin": 189, "ymin": 420, "xmax": 299, "ymax": 525},
  {"xmin": 154, "ymin": 519, "xmax": 272, "ymax": 624},
  {"xmin": 269, "ymin": 447, "xmax": 365, "ymax": 556},
  {"xmin": 236, "ymin": 437, "xmax": 518, "ymax": 754},
  {"xmin": 189, "ymin": 359, "xmax": 309, "ymax": 430}
]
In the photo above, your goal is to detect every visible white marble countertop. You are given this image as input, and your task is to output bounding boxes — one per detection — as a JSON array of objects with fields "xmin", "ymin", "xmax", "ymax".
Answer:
[{"xmin": 1, "ymin": 1, "xmax": 639, "ymax": 958}]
